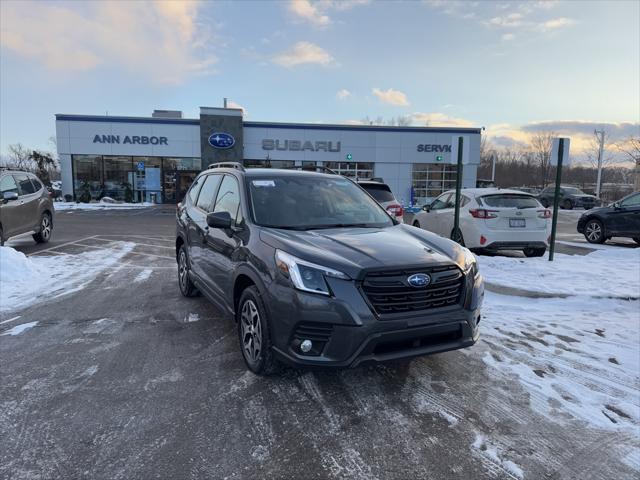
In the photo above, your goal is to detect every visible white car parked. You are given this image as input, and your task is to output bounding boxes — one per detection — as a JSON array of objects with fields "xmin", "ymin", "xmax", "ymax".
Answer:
[{"xmin": 411, "ymin": 188, "xmax": 551, "ymax": 257}]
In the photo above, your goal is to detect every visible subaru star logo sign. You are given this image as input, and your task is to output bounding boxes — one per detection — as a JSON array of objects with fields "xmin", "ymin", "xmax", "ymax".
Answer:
[
  {"xmin": 208, "ymin": 132, "xmax": 235, "ymax": 149},
  {"xmin": 407, "ymin": 273, "xmax": 431, "ymax": 288}
]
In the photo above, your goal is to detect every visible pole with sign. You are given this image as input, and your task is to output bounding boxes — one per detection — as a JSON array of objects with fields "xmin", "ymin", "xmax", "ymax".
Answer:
[{"xmin": 548, "ymin": 137, "xmax": 571, "ymax": 261}]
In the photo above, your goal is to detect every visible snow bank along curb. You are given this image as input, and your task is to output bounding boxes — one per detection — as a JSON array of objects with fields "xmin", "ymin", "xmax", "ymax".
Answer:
[
  {"xmin": 54, "ymin": 200, "xmax": 154, "ymax": 211},
  {"xmin": 0, "ymin": 243, "xmax": 135, "ymax": 313}
]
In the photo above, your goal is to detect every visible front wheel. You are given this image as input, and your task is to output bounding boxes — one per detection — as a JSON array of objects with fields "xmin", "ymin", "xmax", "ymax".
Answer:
[
  {"xmin": 562, "ymin": 199, "xmax": 574, "ymax": 210},
  {"xmin": 0, "ymin": 226, "xmax": 4, "ymax": 246},
  {"xmin": 523, "ymin": 247, "xmax": 546, "ymax": 257},
  {"xmin": 178, "ymin": 245, "xmax": 198, "ymax": 297},
  {"xmin": 32, "ymin": 212, "xmax": 52, "ymax": 243},
  {"xmin": 237, "ymin": 286, "xmax": 279, "ymax": 375},
  {"xmin": 584, "ymin": 219, "xmax": 605, "ymax": 244}
]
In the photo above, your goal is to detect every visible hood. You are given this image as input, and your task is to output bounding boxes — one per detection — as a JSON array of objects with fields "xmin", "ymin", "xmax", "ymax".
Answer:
[{"xmin": 259, "ymin": 224, "xmax": 466, "ymax": 279}]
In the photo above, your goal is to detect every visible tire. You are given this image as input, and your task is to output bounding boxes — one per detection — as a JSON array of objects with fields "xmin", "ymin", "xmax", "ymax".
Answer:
[
  {"xmin": 633, "ymin": 237, "xmax": 640, "ymax": 245},
  {"xmin": 541, "ymin": 199, "xmax": 549, "ymax": 208},
  {"xmin": 450, "ymin": 228, "xmax": 465, "ymax": 246},
  {"xmin": 177, "ymin": 245, "xmax": 198, "ymax": 297},
  {"xmin": 0, "ymin": 226, "xmax": 4, "ymax": 246},
  {"xmin": 584, "ymin": 219, "xmax": 605, "ymax": 244},
  {"xmin": 562, "ymin": 199, "xmax": 573, "ymax": 210},
  {"xmin": 32, "ymin": 212, "xmax": 52, "ymax": 243},
  {"xmin": 237, "ymin": 286, "xmax": 279, "ymax": 375},
  {"xmin": 412, "ymin": 220, "xmax": 421, "ymax": 228},
  {"xmin": 523, "ymin": 247, "xmax": 546, "ymax": 258}
]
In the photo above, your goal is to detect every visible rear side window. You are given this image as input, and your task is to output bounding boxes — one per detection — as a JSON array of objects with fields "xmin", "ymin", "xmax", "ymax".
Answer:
[
  {"xmin": 480, "ymin": 194, "xmax": 540, "ymax": 208},
  {"xmin": 213, "ymin": 175, "xmax": 242, "ymax": 226},
  {"xmin": 0, "ymin": 175, "xmax": 19, "ymax": 195},
  {"xmin": 14, "ymin": 174, "xmax": 37, "ymax": 195},
  {"xmin": 361, "ymin": 184, "xmax": 395, "ymax": 203},
  {"xmin": 196, "ymin": 174, "xmax": 222, "ymax": 212},
  {"xmin": 620, "ymin": 193, "xmax": 640, "ymax": 207},
  {"xmin": 30, "ymin": 177, "xmax": 43, "ymax": 191}
]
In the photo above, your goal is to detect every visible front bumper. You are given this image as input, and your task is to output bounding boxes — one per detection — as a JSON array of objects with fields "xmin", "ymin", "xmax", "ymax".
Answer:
[{"xmin": 265, "ymin": 270, "xmax": 483, "ymax": 368}]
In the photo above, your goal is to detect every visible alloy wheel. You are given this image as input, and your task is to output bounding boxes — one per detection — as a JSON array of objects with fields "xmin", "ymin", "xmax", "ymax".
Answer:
[
  {"xmin": 241, "ymin": 300, "xmax": 262, "ymax": 364},
  {"xmin": 585, "ymin": 221, "xmax": 602, "ymax": 242},
  {"xmin": 41, "ymin": 215, "xmax": 51, "ymax": 240},
  {"xmin": 178, "ymin": 250, "xmax": 188, "ymax": 291}
]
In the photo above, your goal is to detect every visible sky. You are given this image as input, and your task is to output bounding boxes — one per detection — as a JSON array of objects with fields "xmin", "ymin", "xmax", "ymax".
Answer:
[{"xmin": 1, "ymin": 0, "xmax": 638, "ymax": 163}]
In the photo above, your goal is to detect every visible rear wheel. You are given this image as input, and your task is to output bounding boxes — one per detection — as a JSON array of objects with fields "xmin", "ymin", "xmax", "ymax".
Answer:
[
  {"xmin": 450, "ymin": 228, "xmax": 465, "ymax": 246},
  {"xmin": 32, "ymin": 212, "xmax": 52, "ymax": 243},
  {"xmin": 412, "ymin": 220, "xmax": 421, "ymax": 228},
  {"xmin": 523, "ymin": 247, "xmax": 546, "ymax": 257},
  {"xmin": 562, "ymin": 199, "xmax": 574, "ymax": 210},
  {"xmin": 0, "ymin": 226, "xmax": 4, "ymax": 246},
  {"xmin": 584, "ymin": 219, "xmax": 605, "ymax": 244},
  {"xmin": 237, "ymin": 286, "xmax": 279, "ymax": 375},
  {"xmin": 178, "ymin": 245, "xmax": 198, "ymax": 297},
  {"xmin": 541, "ymin": 199, "xmax": 550, "ymax": 208}
]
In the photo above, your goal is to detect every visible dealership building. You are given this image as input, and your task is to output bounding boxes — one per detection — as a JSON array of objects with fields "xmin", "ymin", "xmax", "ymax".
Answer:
[{"xmin": 55, "ymin": 107, "xmax": 482, "ymax": 206}]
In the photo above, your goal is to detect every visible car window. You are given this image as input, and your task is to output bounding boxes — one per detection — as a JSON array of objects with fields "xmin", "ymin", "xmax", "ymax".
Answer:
[
  {"xmin": 430, "ymin": 193, "xmax": 451, "ymax": 210},
  {"xmin": 620, "ymin": 193, "xmax": 640, "ymax": 207},
  {"xmin": 187, "ymin": 176, "xmax": 204, "ymax": 204},
  {"xmin": 461, "ymin": 195, "xmax": 470, "ymax": 207},
  {"xmin": 213, "ymin": 175, "xmax": 242, "ymax": 226},
  {"xmin": 196, "ymin": 174, "xmax": 222, "ymax": 212},
  {"xmin": 361, "ymin": 183, "xmax": 395, "ymax": 203},
  {"xmin": 14, "ymin": 174, "xmax": 37, "ymax": 195},
  {"xmin": 0, "ymin": 175, "xmax": 19, "ymax": 195},
  {"xmin": 480, "ymin": 194, "xmax": 540, "ymax": 208},
  {"xmin": 30, "ymin": 177, "xmax": 43, "ymax": 191},
  {"xmin": 563, "ymin": 187, "xmax": 584, "ymax": 195}
]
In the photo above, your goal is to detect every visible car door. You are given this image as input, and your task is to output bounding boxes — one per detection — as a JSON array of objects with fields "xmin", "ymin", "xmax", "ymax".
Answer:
[
  {"xmin": 12, "ymin": 174, "xmax": 39, "ymax": 234},
  {"xmin": 185, "ymin": 174, "xmax": 222, "ymax": 292},
  {"xmin": 611, "ymin": 193, "xmax": 640, "ymax": 236},
  {"xmin": 0, "ymin": 174, "xmax": 22, "ymax": 237},
  {"xmin": 416, "ymin": 192, "xmax": 452, "ymax": 236},
  {"xmin": 201, "ymin": 174, "xmax": 244, "ymax": 305}
]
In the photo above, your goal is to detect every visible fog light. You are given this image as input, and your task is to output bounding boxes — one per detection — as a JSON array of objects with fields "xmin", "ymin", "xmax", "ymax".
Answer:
[{"xmin": 300, "ymin": 339, "xmax": 313, "ymax": 353}]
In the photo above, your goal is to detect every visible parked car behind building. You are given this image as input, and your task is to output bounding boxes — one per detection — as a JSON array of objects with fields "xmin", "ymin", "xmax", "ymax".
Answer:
[{"xmin": 0, "ymin": 169, "xmax": 54, "ymax": 246}]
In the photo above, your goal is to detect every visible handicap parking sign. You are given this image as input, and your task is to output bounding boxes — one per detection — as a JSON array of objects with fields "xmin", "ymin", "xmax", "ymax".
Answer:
[{"xmin": 136, "ymin": 161, "xmax": 145, "ymax": 171}]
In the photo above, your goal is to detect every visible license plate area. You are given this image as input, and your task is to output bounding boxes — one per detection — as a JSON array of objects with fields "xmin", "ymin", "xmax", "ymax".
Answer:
[{"xmin": 509, "ymin": 218, "xmax": 526, "ymax": 228}]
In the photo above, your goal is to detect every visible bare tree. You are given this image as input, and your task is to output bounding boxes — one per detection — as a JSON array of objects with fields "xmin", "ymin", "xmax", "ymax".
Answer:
[
  {"xmin": 3, "ymin": 143, "xmax": 33, "ymax": 170},
  {"xmin": 615, "ymin": 136, "xmax": 640, "ymax": 165},
  {"xmin": 586, "ymin": 130, "xmax": 615, "ymax": 169},
  {"xmin": 529, "ymin": 131, "xmax": 556, "ymax": 187}
]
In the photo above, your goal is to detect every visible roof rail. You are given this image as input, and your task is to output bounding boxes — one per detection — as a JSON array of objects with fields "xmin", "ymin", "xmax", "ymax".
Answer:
[
  {"xmin": 207, "ymin": 162, "xmax": 245, "ymax": 171},
  {"xmin": 284, "ymin": 165, "xmax": 338, "ymax": 175}
]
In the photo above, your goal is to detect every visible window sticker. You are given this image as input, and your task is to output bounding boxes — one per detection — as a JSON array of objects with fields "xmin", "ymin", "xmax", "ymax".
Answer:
[{"xmin": 252, "ymin": 180, "xmax": 275, "ymax": 187}]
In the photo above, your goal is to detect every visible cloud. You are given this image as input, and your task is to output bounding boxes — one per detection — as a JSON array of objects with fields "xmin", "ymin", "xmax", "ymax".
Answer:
[
  {"xmin": 501, "ymin": 33, "xmax": 515, "ymax": 41},
  {"xmin": 287, "ymin": 0, "xmax": 370, "ymax": 26},
  {"xmin": 486, "ymin": 12, "xmax": 524, "ymax": 27},
  {"xmin": 521, "ymin": 120, "xmax": 639, "ymax": 138},
  {"xmin": 0, "ymin": 1, "xmax": 216, "ymax": 85},
  {"xmin": 336, "ymin": 89, "xmax": 351, "ymax": 100},
  {"xmin": 411, "ymin": 112, "xmax": 476, "ymax": 128},
  {"xmin": 272, "ymin": 41, "xmax": 335, "ymax": 67},
  {"xmin": 226, "ymin": 100, "xmax": 247, "ymax": 115},
  {"xmin": 537, "ymin": 17, "xmax": 575, "ymax": 31},
  {"xmin": 372, "ymin": 88, "xmax": 410, "ymax": 106}
]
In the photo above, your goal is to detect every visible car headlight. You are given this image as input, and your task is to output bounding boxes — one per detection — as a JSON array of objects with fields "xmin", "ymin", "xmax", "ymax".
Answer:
[
  {"xmin": 275, "ymin": 250, "xmax": 349, "ymax": 296},
  {"xmin": 462, "ymin": 247, "xmax": 478, "ymax": 277}
]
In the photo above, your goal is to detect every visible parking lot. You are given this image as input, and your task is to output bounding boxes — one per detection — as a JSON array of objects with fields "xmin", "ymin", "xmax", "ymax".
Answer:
[{"xmin": 1, "ymin": 208, "xmax": 638, "ymax": 480}]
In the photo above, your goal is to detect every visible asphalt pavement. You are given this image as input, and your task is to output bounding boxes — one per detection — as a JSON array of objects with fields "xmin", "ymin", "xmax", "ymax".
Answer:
[{"xmin": 1, "ymin": 207, "xmax": 637, "ymax": 480}]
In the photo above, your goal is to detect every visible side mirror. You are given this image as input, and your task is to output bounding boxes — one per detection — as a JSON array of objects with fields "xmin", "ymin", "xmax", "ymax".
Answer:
[
  {"xmin": 3, "ymin": 191, "xmax": 18, "ymax": 203},
  {"xmin": 422, "ymin": 204, "xmax": 431, "ymax": 212},
  {"xmin": 613, "ymin": 202, "xmax": 622, "ymax": 209},
  {"xmin": 206, "ymin": 211, "xmax": 232, "ymax": 229}
]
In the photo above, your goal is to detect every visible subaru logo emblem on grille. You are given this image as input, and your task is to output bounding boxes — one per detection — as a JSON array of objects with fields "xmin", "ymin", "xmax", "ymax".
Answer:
[
  {"xmin": 208, "ymin": 132, "xmax": 235, "ymax": 149},
  {"xmin": 407, "ymin": 273, "xmax": 431, "ymax": 288}
]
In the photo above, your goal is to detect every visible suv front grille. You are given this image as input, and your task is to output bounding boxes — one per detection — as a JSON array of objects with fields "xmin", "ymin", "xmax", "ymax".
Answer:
[{"xmin": 361, "ymin": 265, "xmax": 464, "ymax": 316}]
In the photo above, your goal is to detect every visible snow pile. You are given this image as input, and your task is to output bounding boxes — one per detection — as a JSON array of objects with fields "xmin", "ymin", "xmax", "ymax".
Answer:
[
  {"xmin": 479, "ymin": 248, "xmax": 640, "ymax": 298},
  {"xmin": 0, "ymin": 243, "xmax": 134, "ymax": 313},
  {"xmin": 481, "ymin": 291, "xmax": 640, "ymax": 431},
  {"xmin": 55, "ymin": 200, "xmax": 154, "ymax": 211}
]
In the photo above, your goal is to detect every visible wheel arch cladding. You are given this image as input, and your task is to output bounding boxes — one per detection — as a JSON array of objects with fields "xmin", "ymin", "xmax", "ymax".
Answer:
[
  {"xmin": 234, "ymin": 274, "xmax": 256, "ymax": 316},
  {"xmin": 175, "ymin": 236, "xmax": 185, "ymax": 260}
]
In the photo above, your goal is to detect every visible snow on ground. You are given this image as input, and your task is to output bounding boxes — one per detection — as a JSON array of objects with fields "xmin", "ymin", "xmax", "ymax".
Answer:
[
  {"xmin": 479, "ymin": 291, "xmax": 640, "ymax": 431},
  {"xmin": 54, "ymin": 200, "xmax": 154, "ymax": 211},
  {"xmin": 0, "ymin": 243, "xmax": 134, "ymax": 313},
  {"xmin": 478, "ymin": 247, "xmax": 640, "ymax": 298},
  {"xmin": 1, "ymin": 321, "xmax": 38, "ymax": 336}
]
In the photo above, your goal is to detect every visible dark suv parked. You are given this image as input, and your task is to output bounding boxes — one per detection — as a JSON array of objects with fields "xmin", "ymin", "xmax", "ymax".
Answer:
[
  {"xmin": 176, "ymin": 163, "xmax": 483, "ymax": 374},
  {"xmin": 538, "ymin": 186, "xmax": 600, "ymax": 210},
  {"xmin": 577, "ymin": 191, "xmax": 640, "ymax": 244}
]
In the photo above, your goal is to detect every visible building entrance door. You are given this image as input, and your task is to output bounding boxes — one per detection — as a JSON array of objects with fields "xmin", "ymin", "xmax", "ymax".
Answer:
[{"xmin": 163, "ymin": 170, "xmax": 199, "ymax": 203}]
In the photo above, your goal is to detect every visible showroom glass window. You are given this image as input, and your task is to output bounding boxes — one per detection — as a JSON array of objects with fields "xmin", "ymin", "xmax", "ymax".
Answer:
[
  {"xmin": 412, "ymin": 164, "xmax": 457, "ymax": 206},
  {"xmin": 103, "ymin": 156, "xmax": 133, "ymax": 201},
  {"xmin": 243, "ymin": 159, "xmax": 295, "ymax": 169},
  {"xmin": 324, "ymin": 162, "xmax": 374, "ymax": 179},
  {"xmin": 72, "ymin": 155, "xmax": 103, "ymax": 200}
]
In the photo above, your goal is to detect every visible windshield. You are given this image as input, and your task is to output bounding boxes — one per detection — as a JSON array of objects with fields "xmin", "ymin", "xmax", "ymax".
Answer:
[
  {"xmin": 361, "ymin": 184, "xmax": 395, "ymax": 203},
  {"xmin": 564, "ymin": 187, "xmax": 585, "ymax": 195},
  {"xmin": 248, "ymin": 175, "xmax": 394, "ymax": 229},
  {"xmin": 480, "ymin": 194, "xmax": 540, "ymax": 208}
]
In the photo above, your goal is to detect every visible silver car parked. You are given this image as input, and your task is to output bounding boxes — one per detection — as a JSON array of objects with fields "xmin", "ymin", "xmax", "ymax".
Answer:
[{"xmin": 0, "ymin": 169, "xmax": 55, "ymax": 246}]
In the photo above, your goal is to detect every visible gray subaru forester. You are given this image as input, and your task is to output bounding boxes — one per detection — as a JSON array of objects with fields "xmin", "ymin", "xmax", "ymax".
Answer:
[
  {"xmin": 0, "ymin": 169, "xmax": 54, "ymax": 246},
  {"xmin": 176, "ymin": 164, "xmax": 483, "ymax": 375}
]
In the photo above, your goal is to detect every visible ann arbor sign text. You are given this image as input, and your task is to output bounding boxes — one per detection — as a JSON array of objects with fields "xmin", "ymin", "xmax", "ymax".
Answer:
[{"xmin": 93, "ymin": 135, "xmax": 168, "ymax": 145}]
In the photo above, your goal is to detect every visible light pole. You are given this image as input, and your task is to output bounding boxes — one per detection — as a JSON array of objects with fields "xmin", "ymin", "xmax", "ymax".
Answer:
[{"xmin": 594, "ymin": 129, "xmax": 605, "ymax": 198}]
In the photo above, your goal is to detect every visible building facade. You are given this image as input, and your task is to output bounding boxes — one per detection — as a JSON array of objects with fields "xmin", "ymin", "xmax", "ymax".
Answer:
[{"xmin": 55, "ymin": 107, "xmax": 482, "ymax": 206}]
